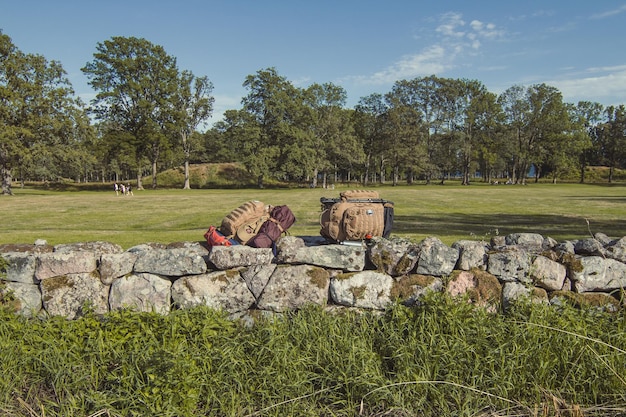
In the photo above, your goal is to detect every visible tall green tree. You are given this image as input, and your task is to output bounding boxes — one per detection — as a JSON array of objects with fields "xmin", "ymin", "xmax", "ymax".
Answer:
[
  {"xmin": 1, "ymin": 31, "xmax": 91, "ymax": 194},
  {"xmin": 239, "ymin": 67, "xmax": 306, "ymax": 187},
  {"xmin": 171, "ymin": 71, "xmax": 214, "ymax": 189},
  {"xmin": 304, "ymin": 82, "xmax": 359, "ymax": 187},
  {"xmin": 82, "ymin": 36, "xmax": 179, "ymax": 189},
  {"xmin": 572, "ymin": 101, "xmax": 604, "ymax": 183},
  {"xmin": 598, "ymin": 105, "xmax": 626, "ymax": 183},
  {"xmin": 354, "ymin": 94, "xmax": 388, "ymax": 185}
]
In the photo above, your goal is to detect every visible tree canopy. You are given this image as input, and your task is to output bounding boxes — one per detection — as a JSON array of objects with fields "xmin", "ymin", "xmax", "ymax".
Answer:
[{"xmin": 2, "ymin": 31, "xmax": 625, "ymax": 193}]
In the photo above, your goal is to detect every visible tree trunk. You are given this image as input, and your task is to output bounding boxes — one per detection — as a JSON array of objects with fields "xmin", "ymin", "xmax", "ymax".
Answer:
[
  {"xmin": 152, "ymin": 160, "xmax": 158, "ymax": 189},
  {"xmin": 1, "ymin": 166, "xmax": 13, "ymax": 195},
  {"xmin": 136, "ymin": 171, "xmax": 144, "ymax": 190},
  {"xmin": 183, "ymin": 159, "xmax": 191, "ymax": 190}
]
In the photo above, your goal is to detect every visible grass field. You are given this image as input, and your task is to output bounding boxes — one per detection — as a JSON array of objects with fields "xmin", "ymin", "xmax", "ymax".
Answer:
[{"xmin": 1, "ymin": 182, "xmax": 625, "ymax": 249}]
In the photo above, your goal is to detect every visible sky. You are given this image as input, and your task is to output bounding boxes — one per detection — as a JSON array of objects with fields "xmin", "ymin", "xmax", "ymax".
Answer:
[{"xmin": 2, "ymin": 1, "xmax": 626, "ymax": 126}]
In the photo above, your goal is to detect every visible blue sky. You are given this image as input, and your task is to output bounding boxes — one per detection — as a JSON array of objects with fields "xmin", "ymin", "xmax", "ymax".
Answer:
[{"xmin": 2, "ymin": 1, "xmax": 626, "ymax": 126}]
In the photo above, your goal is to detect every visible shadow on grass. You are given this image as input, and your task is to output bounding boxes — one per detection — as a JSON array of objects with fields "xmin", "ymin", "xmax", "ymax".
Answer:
[{"xmin": 394, "ymin": 213, "xmax": 626, "ymax": 241}]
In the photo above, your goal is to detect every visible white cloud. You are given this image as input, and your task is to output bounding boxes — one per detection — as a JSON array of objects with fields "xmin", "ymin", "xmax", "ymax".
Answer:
[
  {"xmin": 350, "ymin": 45, "xmax": 449, "ymax": 85},
  {"xmin": 436, "ymin": 12, "xmax": 466, "ymax": 38},
  {"xmin": 590, "ymin": 4, "xmax": 626, "ymax": 19},
  {"xmin": 349, "ymin": 12, "xmax": 505, "ymax": 86},
  {"xmin": 546, "ymin": 67, "xmax": 626, "ymax": 105}
]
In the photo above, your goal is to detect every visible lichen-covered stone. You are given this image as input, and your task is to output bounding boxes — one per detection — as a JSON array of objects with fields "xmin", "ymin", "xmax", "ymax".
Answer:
[
  {"xmin": 277, "ymin": 236, "xmax": 366, "ymax": 272},
  {"xmin": 368, "ymin": 237, "xmax": 419, "ymax": 276},
  {"xmin": 487, "ymin": 249, "xmax": 532, "ymax": 283},
  {"xmin": 208, "ymin": 245, "xmax": 273, "ymax": 269},
  {"xmin": 391, "ymin": 274, "xmax": 443, "ymax": 306},
  {"xmin": 1, "ymin": 252, "xmax": 38, "ymax": 284},
  {"xmin": 133, "ymin": 248, "xmax": 207, "ymax": 276},
  {"xmin": 1, "ymin": 281, "xmax": 41, "ymax": 317},
  {"xmin": 36, "ymin": 251, "xmax": 98, "ymax": 281},
  {"xmin": 109, "ymin": 273, "xmax": 171, "ymax": 314},
  {"xmin": 171, "ymin": 270, "xmax": 255, "ymax": 313},
  {"xmin": 330, "ymin": 270, "xmax": 393, "ymax": 310},
  {"xmin": 257, "ymin": 265, "xmax": 330, "ymax": 312},
  {"xmin": 531, "ymin": 255, "xmax": 567, "ymax": 291},
  {"xmin": 99, "ymin": 252, "xmax": 138, "ymax": 285},
  {"xmin": 571, "ymin": 256, "xmax": 626, "ymax": 293},
  {"xmin": 40, "ymin": 272, "xmax": 109, "ymax": 319},
  {"xmin": 452, "ymin": 240, "xmax": 488, "ymax": 271},
  {"xmin": 415, "ymin": 237, "xmax": 459, "ymax": 277},
  {"xmin": 446, "ymin": 269, "xmax": 502, "ymax": 310}
]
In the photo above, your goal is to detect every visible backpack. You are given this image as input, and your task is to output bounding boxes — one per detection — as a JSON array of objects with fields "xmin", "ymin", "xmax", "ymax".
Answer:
[
  {"xmin": 220, "ymin": 200, "xmax": 271, "ymax": 244},
  {"xmin": 320, "ymin": 190, "xmax": 394, "ymax": 243},
  {"xmin": 247, "ymin": 205, "xmax": 296, "ymax": 249}
]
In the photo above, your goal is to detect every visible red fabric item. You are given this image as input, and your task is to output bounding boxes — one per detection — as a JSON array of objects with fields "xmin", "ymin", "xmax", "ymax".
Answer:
[
  {"xmin": 204, "ymin": 226, "xmax": 232, "ymax": 248},
  {"xmin": 247, "ymin": 205, "xmax": 296, "ymax": 248}
]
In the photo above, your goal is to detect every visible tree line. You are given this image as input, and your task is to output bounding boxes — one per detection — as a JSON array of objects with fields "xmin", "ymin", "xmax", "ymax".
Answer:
[{"xmin": 2, "ymin": 32, "xmax": 625, "ymax": 194}]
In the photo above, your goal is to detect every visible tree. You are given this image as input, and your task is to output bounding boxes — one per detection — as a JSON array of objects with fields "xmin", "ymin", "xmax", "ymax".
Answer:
[
  {"xmin": 354, "ymin": 94, "xmax": 388, "ymax": 185},
  {"xmin": 1, "ymin": 31, "xmax": 91, "ymax": 194},
  {"xmin": 304, "ymin": 82, "xmax": 359, "ymax": 187},
  {"xmin": 572, "ymin": 101, "xmax": 604, "ymax": 183},
  {"xmin": 238, "ymin": 67, "xmax": 306, "ymax": 188},
  {"xmin": 384, "ymin": 91, "xmax": 425, "ymax": 185},
  {"xmin": 598, "ymin": 105, "xmax": 626, "ymax": 183},
  {"xmin": 82, "ymin": 36, "xmax": 180, "ymax": 189},
  {"xmin": 171, "ymin": 71, "xmax": 214, "ymax": 189}
]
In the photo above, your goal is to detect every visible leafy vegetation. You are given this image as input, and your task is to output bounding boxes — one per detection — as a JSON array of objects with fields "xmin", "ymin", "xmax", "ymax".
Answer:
[
  {"xmin": 3, "ymin": 32, "xmax": 626, "ymax": 196},
  {"xmin": 0, "ymin": 297, "xmax": 623, "ymax": 416}
]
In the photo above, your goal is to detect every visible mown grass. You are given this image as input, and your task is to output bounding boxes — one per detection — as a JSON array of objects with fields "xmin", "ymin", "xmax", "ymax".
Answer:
[
  {"xmin": 0, "ymin": 297, "xmax": 624, "ymax": 417},
  {"xmin": 1, "ymin": 182, "xmax": 625, "ymax": 249}
]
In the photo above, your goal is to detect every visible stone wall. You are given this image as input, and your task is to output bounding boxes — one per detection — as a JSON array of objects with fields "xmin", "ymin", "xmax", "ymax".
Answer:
[{"xmin": 1, "ymin": 232, "xmax": 625, "ymax": 320}]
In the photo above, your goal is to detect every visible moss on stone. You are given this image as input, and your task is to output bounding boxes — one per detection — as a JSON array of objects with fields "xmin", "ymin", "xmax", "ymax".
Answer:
[
  {"xmin": 40, "ymin": 275, "xmax": 74, "ymax": 293},
  {"xmin": 351, "ymin": 285, "xmax": 366, "ymax": 300},
  {"xmin": 390, "ymin": 274, "xmax": 434, "ymax": 299},
  {"xmin": 551, "ymin": 290, "xmax": 621, "ymax": 309},
  {"xmin": 334, "ymin": 272, "xmax": 357, "ymax": 281},
  {"xmin": 307, "ymin": 267, "xmax": 329, "ymax": 289}
]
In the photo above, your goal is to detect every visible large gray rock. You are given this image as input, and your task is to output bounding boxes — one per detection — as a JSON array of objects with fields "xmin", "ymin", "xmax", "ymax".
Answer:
[
  {"xmin": 256, "ymin": 265, "xmax": 330, "ymax": 312},
  {"xmin": 415, "ymin": 237, "xmax": 459, "ymax": 276},
  {"xmin": 501, "ymin": 281, "xmax": 548, "ymax": 310},
  {"xmin": 208, "ymin": 245, "xmax": 274, "ymax": 269},
  {"xmin": 277, "ymin": 236, "xmax": 366, "ymax": 271},
  {"xmin": 109, "ymin": 273, "xmax": 171, "ymax": 314},
  {"xmin": 133, "ymin": 248, "xmax": 207, "ymax": 276},
  {"xmin": 1, "ymin": 252, "xmax": 38, "ymax": 283},
  {"xmin": 368, "ymin": 237, "xmax": 419, "ymax": 276},
  {"xmin": 1, "ymin": 281, "xmax": 42, "ymax": 317},
  {"xmin": 171, "ymin": 270, "xmax": 255, "ymax": 313},
  {"xmin": 53, "ymin": 241, "xmax": 123, "ymax": 255},
  {"xmin": 487, "ymin": 249, "xmax": 532, "ymax": 283},
  {"xmin": 240, "ymin": 264, "xmax": 277, "ymax": 299},
  {"xmin": 571, "ymin": 256, "xmax": 626, "ymax": 293},
  {"xmin": 531, "ymin": 255, "xmax": 567, "ymax": 291},
  {"xmin": 330, "ymin": 270, "xmax": 393, "ymax": 310},
  {"xmin": 99, "ymin": 252, "xmax": 138, "ymax": 285},
  {"xmin": 605, "ymin": 237, "xmax": 626, "ymax": 263},
  {"xmin": 35, "ymin": 251, "xmax": 98, "ymax": 281},
  {"xmin": 574, "ymin": 238, "xmax": 605, "ymax": 256},
  {"xmin": 452, "ymin": 240, "xmax": 488, "ymax": 271},
  {"xmin": 40, "ymin": 273, "xmax": 110, "ymax": 319},
  {"xmin": 505, "ymin": 233, "xmax": 545, "ymax": 250}
]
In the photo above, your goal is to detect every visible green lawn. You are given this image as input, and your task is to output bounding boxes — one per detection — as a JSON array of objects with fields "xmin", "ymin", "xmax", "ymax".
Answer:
[{"xmin": 1, "ymin": 182, "xmax": 625, "ymax": 249}]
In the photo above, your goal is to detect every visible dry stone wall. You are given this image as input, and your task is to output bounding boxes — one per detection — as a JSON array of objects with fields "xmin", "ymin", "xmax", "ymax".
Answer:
[{"xmin": 1, "ymin": 232, "xmax": 625, "ymax": 320}]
